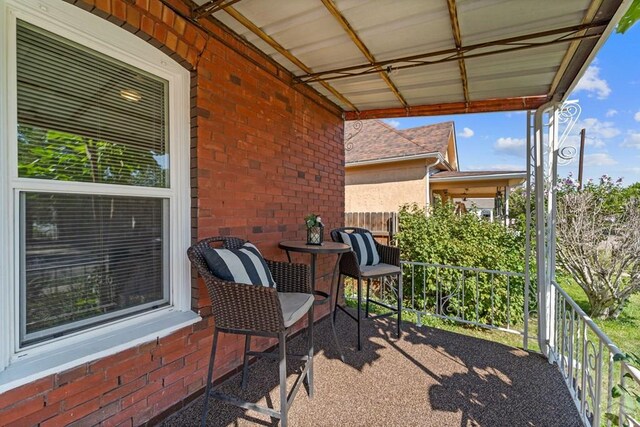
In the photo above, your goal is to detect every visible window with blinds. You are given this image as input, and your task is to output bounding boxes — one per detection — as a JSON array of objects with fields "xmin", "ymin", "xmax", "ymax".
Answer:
[
  {"xmin": 16, "ymin": 20, "xmax": 169, "ymax": 187},
  {"xmin": 16, "ymin": 20, "xmax": 171, "ymax": 345}
]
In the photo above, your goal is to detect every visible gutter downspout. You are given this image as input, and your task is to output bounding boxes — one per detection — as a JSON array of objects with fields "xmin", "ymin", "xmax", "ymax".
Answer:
[{"xmin": 425, "ymin": 157, "xmax": 441, "ymax": 215}]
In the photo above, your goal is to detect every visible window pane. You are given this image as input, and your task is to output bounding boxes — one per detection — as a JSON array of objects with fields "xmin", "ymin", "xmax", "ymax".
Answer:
[
  {"xmin": 16, "ymin": 20, "xmax": 169, "ymax": 188},
  {"xmin": 21, "ymin": 192, "xmax": 168, "ymax": 344}
]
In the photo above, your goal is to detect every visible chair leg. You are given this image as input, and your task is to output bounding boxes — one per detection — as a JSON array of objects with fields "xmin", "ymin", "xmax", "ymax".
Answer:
[
  {"xmin": 307, "ymin": 306, "xmax": 314, "ymax": 398},
  {"xmin": 279, "ymin": 331, "xmax": 288, "ymax": 427},
  {"xmin": 396, "ymin": 275, "xmax": 402, "ymax": 338},
  {"xmin": 333, "ymin": 274, "xmax": 342, "ymax": 322},
  {"xmin": 365, "ymin": 278, "xmax": 372, "ymax": 318},
  {"xmin": 241, "ymin": 335, "xmax": 251, "ymax": 390},
  {"xmin": 357, "ymin": 277, "xmax": 362, "ymax": 351},
  {"xmin": 201, "ymin": 328, "xmax": 219, "ymax": 427}
]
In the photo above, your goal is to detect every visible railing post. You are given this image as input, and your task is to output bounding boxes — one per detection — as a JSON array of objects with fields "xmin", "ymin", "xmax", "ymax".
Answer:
[
  {"xmin": 524, "ymin": 111, "xmax": 533, "ymax": 350},
  {"xmin": 620, "ymin": 363, "xmax": 626, "ymax": 427},
  {"xmin": 534, "ymin": 102, "xmax": 551, "ymax": 356},
  {"xmin": 594, "ymin": 341, "xmax": 604, "ymax": 425}
]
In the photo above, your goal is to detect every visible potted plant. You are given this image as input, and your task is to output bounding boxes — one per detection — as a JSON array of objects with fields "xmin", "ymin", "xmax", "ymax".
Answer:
[{"xmin": 305, "ymin": 213, "xmax": 324, "ymax": 245}]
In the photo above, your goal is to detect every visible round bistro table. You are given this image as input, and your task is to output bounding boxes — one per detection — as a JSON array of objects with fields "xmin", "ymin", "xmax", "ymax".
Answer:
[{"xmin": 278, "ymin": 240, "xmax": 351, "ymax": 361}]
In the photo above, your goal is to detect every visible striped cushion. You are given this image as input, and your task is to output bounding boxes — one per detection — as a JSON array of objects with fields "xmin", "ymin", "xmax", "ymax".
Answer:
[
  {"xmin": 339, "ymin": 231, "xmax": 380, "ymax": 267},
  {"xmin": 202, "ymin": 242, "xmax": 276, "ymax": 288}
]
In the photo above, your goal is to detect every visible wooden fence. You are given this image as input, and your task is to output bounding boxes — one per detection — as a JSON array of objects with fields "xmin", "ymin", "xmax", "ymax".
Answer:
[{"xmin": 344, "ymin": 212, "xmax": 398, "ymax": 245}]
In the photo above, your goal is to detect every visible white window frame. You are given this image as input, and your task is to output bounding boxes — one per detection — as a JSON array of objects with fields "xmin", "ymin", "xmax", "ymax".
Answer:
[{"xmin": 0, "ymin": 0, "xmax": 198, "ymax": 392}]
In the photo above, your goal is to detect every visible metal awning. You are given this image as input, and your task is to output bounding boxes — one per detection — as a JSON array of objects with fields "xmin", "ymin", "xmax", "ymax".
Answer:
[{"xmin": 190, "ymin": 0, "xmax": 629, "ymax": 118}]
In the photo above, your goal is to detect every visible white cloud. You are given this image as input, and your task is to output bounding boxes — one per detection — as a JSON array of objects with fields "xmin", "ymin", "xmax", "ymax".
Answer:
[
  {"xmin": 494, "ymin": 137, "xmax": 526, "ymax": 157},
  {"xmin": 578, "ymin": 118, "xmax": 621, "ymax": 139},
  {"xmin": 487, "ymin": 164, "xmax": 524, "ymax": 171},
  {"xmin": 566, "ymin": 118, "xmax": 621, "ymax": 148},
  {"xmin": 467, "ymin": 164, "xmax": 524, "ymax": 171},
  {"xmin": 573, "ymin": 66, "xmax": 611, "ymax": 99},
  {"xmin": 605, "ymin": 109, "xmax": 618, "ymax": 117},
  {"xmin": 584, "ymin": 153, "xmax": 617, "ymax": 166},
  {"xmin": 585, "ymin": 139, "xmax": 605, "ymax": 148},
  {"xmin": 564, "ymin": 134, "xmax": 604, "ymax": 149},
  {"xmin": 384, "ymin": 119, "xmax": 400, "ymax": 128},
  {"xmin": 622, "ymin": 132, "xmax": 640, "ymax": 148},
  {"xmin": 635, "ymin": 111, "xmax": 640, "ymax": 122},
  {"xmin": 458, "ymin": 127, "xmax": 475, "ymax": 138}
]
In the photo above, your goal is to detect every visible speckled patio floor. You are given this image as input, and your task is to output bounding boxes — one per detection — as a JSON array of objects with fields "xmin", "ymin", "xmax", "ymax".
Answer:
[{"xmin": 162, "ymin": 312, "xmax": 580, "ymax": 427}]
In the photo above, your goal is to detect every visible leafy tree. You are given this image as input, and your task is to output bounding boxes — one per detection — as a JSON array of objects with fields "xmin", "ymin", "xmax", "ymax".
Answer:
[
  {"xmin": 506, "ymin": 186, "xmax": 528, "ymax": 234},
  {"xmin": 617, "ymin": 0, "xmax": 640, "ymax": 34},
  {"xmin": 19, "ymin": 124, "xmax": 167, "ymax": 332},
  {"xmin": 556, "ymin": 175, "xmax": 640, "ymax": 319},
  {"xmin": 18, "ymin": 125, "xmax": 166, "ymax": 187}
]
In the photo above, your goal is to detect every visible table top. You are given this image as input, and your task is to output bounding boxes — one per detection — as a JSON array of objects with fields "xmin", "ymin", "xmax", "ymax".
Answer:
[{"xmin": 278, "ymin": 240, "xmax": 351, "ymax": 254}]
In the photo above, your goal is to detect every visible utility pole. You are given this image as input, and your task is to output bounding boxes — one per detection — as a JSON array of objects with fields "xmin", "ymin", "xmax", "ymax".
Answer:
[{"xmin": 578, "ymin": 128, "xmax": 586, "ymax": 189}]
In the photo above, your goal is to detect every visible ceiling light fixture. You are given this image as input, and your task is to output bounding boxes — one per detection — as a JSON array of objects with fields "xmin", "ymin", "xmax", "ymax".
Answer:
[{"xmin": 119, "ymin": 89, "xmax": 142, "ymax": 102}]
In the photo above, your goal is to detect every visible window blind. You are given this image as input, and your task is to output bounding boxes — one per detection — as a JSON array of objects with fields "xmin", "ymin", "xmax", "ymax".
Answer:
[
  {"xmin": 21, "ymin": 193, "xmax": 168, "ymax": 344},
  {"xmin": 16, "ymin": 20, "xmax": 169, "ymax": 188},
  {"xmin": 15, "ymin": 20, "xmax": 172, "ymax": 345}
]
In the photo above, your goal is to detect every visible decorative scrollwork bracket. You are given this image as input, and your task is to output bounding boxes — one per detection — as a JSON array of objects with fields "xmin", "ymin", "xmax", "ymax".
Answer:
[
  {"xmin": 557, "ymin": 100, "xmax": 582, "ymax": 165},
  {"xmin": 345, "ymin": 120, "xmax": 363, "ymax": 151}
]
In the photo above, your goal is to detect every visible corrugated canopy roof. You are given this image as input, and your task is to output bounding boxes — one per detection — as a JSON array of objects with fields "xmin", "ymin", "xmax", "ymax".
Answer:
[{"xmin": 191, "ymin": 0, "xmax": 628, "ymax": 119}]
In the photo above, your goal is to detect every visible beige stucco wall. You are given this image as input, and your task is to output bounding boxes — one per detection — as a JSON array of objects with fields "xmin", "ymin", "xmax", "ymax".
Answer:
[{"xmin": 345, "ymin": 159, "xmax": 427, "ymax": 212}]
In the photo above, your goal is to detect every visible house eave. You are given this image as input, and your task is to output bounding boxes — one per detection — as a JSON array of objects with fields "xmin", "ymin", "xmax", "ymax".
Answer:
[
  {"xmin": 430, "ymin": 172, "xmax": 526, "ymax": 182},
  {"xmin": 345, "ymin": 152, "xmax": 444, "ymax": 168}
]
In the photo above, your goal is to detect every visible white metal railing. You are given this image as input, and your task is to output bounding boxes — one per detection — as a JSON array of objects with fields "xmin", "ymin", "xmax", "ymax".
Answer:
[
  {"xmin": 352, "ymin": 263, "xmax": 639, "ymax": 425},
  {"xmin": 399, "ymin": 261, "xmax": 531, "ymax": 348},
  {"xmin": 549, "ymin": 281, "xmax": 640, "ymax": 427}
]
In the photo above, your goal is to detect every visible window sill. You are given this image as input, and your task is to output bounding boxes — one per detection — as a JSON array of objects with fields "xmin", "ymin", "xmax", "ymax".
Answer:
[{"xmin": 0, "ymin": 309, "xmax": 201, "ymax": 394}]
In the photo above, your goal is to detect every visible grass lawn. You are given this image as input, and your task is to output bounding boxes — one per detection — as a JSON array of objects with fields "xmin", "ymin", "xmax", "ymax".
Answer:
[{"xmin": 557, "ymin": 276, "xmax": 640, "ymax": 354}]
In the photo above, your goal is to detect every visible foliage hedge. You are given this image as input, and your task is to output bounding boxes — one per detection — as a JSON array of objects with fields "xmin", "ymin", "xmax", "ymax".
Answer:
[{"xmin": 395, "ymin": 203, "xmax": 528, "ymax": 327}]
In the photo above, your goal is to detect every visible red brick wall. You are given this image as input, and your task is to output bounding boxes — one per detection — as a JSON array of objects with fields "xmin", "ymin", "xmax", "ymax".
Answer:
[{"xmin": 0, "ymin": 0, "xmax": 344, "ymax": 425}]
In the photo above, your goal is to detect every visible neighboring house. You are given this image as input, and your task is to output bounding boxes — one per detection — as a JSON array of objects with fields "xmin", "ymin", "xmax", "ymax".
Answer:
[{"xmin": 344, "ymin": 120, "xmax": 525, "ymax": 218}]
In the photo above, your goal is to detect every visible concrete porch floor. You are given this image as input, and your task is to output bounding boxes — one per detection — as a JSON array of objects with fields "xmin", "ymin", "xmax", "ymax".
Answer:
[{"xmin": 162, "ymin": 312, "xmax": 581, "ymax": 427}]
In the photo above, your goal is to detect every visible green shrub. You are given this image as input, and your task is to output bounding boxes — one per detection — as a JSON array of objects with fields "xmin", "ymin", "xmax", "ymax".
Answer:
[{"xmin": 396, "ymin": 203, "xmax": 527, "ymax": 326}]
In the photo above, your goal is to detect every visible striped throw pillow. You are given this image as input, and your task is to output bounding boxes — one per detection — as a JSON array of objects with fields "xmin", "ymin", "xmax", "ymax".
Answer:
[
  {"xmin": 339, "ymin": 231, "xmax": 380, "ymax": 267},
  {"xmin": 202, "ymin": 242, "xmax": 276, "ymax": 287}
]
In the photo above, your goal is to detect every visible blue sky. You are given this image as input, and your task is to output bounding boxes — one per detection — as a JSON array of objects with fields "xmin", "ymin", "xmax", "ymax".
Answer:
[{"xmin": 382, "ymin": 23, "xmax": 640, "ymax": 185}]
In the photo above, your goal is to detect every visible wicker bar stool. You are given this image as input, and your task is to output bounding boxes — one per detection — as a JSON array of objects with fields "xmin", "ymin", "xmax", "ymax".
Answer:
[
  {"xmin": 188, "ymin": 237, "xmax": 314, "ymax": 427},
  {"xmin": 330, "ymin": 227, "xmax": 402, "ymax": 351}
]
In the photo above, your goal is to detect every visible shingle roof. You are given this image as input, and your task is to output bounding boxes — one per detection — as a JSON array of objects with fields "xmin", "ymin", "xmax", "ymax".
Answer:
[
  {"xmin": 345, "ymin": 120, "xmax": 451, "ymax": 164},
  {"xmin": 401, "ymin": 122, "xmax": 453, "ymax": 154}
]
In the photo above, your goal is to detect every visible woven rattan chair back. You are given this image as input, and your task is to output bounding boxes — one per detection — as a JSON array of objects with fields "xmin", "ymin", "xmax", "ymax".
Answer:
[
  {"xmin": 329, "ymin": 226, "xmax": 370, "ymax": 243},
  {"xmin": 187, "ymin": 236, "xmax": 313, "ymax": 427},
  {"xmin": 187, "ymin": 236, "xmax": 246, "ymax": 284},
  {"xmin": 329, "ymin": 227, "xmax": 402, "ymax": 351}
]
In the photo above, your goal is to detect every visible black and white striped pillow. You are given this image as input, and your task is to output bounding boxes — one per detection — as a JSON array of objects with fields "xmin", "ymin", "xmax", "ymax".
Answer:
[
  {"xmin": 339, "ymin": 231, "xmax": 380, "ymax": 267},
  {"xmin": 202, "ymin": 242, "xmax": 276, "ymax": 287}
]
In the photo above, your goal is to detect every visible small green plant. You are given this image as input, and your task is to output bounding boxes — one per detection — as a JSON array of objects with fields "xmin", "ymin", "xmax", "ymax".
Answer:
[
  {"xmin": 607, "ymin": 352, "xmax": 640, "ymax": 426},
  {"xmin": 304, "ymin": 213, "xmax": 323, "ymax": 228}
]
